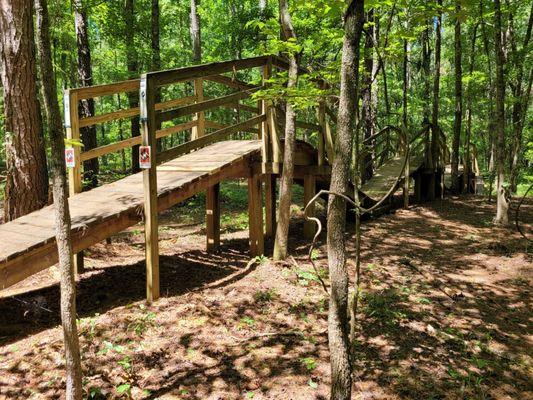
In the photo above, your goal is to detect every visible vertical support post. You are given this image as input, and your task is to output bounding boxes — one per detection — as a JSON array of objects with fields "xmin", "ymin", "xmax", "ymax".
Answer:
[
  {"xmin": 64, "ymin": 89, "xmax": 84, "ymax": 274},
  {"xmin": 206, "ymin": 183, "xmax": 220, "ymax": 252},
  {"xmin": 192, "ymin": 78, "xmax": 205, "ymax": 140},
  {"xmin": 403, "ymin": 132, "xmax": 410, "ymax": 209},
  {"xmin": 414, "ymin": 173, "xmax": 422, "ymax": 202},
  {"xmin": 248, "ymin": 174, "xmax": 264, "ymax": 257},
  {"xmin": 264, "ymin": 174, "xmax": 276, "ymax": 239},
  {"xmin": 261, "ymin": 59, "xmax": 272, "ymax": 163},
  {"xmin": 303, "ymin": 174, "xmax": 316, "ymax": 240},
  {"xmin": 140, "ymin": 74, "xmax": 160, "ymax": 303}
]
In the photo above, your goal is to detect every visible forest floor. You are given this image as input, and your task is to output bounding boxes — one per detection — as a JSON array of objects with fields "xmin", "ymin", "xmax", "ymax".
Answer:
[{"xmin": 0, "ymin": 182, "xmax": 531, "ymax": 400}]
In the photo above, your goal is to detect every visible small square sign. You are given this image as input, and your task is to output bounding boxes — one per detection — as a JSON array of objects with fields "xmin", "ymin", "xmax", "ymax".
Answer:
[
  {"xmin": 65, "ymin": 148, "xmax": 75, "ymax": 168},
  {"xmin": 139, "ymin": 146, "xmax": 151, "ymax": 169}
]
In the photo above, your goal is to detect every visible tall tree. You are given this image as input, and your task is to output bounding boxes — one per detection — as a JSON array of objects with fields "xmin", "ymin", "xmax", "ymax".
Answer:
[
  {"xmin": 463, "ymin": 21, "xmax": 478, "ymax": 193},
  {"xmin": 493, "ymin": 0, "xmax": 509, "ymax": 224},
  {"xmin": 429, "ymin": 0, "xmax": 442, "ymax": 199},
  {"xmin": 327, "ymin": 0, "xmax": 364, "ymax": 398},
  {"xmin": 34, "ymin": 0, "xmax": 82, "ymax": 397},
  {"xmin": 273, "ymin": 0, "xmax": 299, "ymax": 261},
  {"xmin": 125, "ymin": 0, "xmax": 140, "ymax": 172},
  {"xmin": 451, "ymin": 0, "xmax": 463, "ymax": 193},
  {"xmin": 362, "ymin": 8, "xmax": 376, "ymax": 182},
  {"xmin": 508, "ymin": 3, "xmax": 532, "ymax": 193},
  {"xmin": 151, "ymin": 0, "xmax": 161, "ymax": 72},
  {"xmin": 0, "ymin": 0, "xmax": 49, "ymax": 221},
  {"xmin": 73, "ymin": 0, "xmax": 98, "ymax": 188},
  {"xmin": 190, "ymin": 0, "xmax": 202, "ymax": 64}
]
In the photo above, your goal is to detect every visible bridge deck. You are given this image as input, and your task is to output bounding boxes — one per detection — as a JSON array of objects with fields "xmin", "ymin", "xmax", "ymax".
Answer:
[
  {"xmin": 361, "ymin": 153, "xmax": 425, "ymax": 201},
  {"xmin": 0, "ymin": 140, "xmax": 262, "ymax": 290}
]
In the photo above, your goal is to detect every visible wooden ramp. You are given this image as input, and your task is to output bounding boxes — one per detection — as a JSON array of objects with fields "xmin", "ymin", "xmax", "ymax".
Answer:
[
  {"xmin": 361, "ymin": 153, "xmax": 425, "ymax": 201},
  {"xmin": 0, "ymin": 140, "xmax": 262, "ymax": 290}
]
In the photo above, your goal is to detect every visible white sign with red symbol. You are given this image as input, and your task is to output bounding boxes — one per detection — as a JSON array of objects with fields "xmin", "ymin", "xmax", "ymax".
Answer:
[
  {"xmin": 65, "ymin": 148, "xmax": 75, "ymax": 168},
  {"xmin": 139, "ymin": 146, "xmax": 151, "ymax": 169}
]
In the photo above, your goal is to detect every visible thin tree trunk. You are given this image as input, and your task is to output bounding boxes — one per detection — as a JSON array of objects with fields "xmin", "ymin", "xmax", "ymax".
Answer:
[
  {"xmin": 493, "ymin": 0, "xmax": 509, "ymax": 225},
  {"xmin": 125, "ymin": 0, "xmax": 140, "ymax": 172},
  {"xmin": 73, "ymin": 0, "xmax": 98, "ymax": 188},
  {"xmin": 422, "ymin": 22, "xmax": 431, "ymax": 164},
  {"xmin": 451, "ymin": 0, "xmax": 463, "ymax": 193},
  {"xmin": 328, "ymin": 1, "xmax": 364, "ymax": 399},
  {"xmin": 151, "ymin": 0, "xmax": 163, "ymax": 151},
  {"xmin": 0, "ymin": 0, "xmax": 49, "ymax": 221},
  {"xmin": 463, "ymin": 23, "xmax": 478, "ymax": 193},
  {"xmin": 362, "ymin": 8, "xmax": 375, "ymax": 182},
  {"xmin": 509, "ymin": 3, "xmax": 532, "ymax": 193},
  {"xmin": 34, "ymin": 0, "xmax": 82, "ymax": 398},
  {"xmin": 429, "ymin": 0, "xmax": 442, "ymax": 199},
  {"xmin": 190, "ymin": 0, "xmax": 201, "ymax": 64},
  {"xmin": 480, "ymin": 0, "xmax": 495, "ymax": 200},
  {"xmin": 273, "ymin": 0, "xmax": 298, "ymax": 261}
]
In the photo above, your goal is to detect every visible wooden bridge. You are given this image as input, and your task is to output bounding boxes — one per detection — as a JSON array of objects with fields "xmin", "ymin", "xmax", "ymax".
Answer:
[{"xmin": 0, "ymin": 56, "xmax": 477, "ymax": 302}]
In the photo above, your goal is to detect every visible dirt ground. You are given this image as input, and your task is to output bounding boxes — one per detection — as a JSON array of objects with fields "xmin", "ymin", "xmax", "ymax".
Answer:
[{"xmin": 0, "ymin": 189, "xmax": 531, "ymax": 400}]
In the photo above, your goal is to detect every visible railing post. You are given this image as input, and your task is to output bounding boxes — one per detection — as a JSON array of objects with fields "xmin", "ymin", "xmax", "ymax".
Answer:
[
  {"xmin": 192, "ymin": 78, "xmax": 205, "ymax": 140},
  {"xmin": 64, "ymin": 89, "xmax": 84, "ymax": 274},
  {"xmin": 248, "ymin": 173, "xmax": 264, "ymax": 257},
  {"xmin": 206, "ymin": 183, "xmax": 220, "ymax": 252},
  {"xmin": 403, "ymin": 130, "xmax": 410, "ymax": 209},
  {"xmin": 261, "ymin": 58, "xmax": 272, "ymax": 163},
  {"xmin": 140, "ymin": 74, "xmax": 160, "ymax": 303}
]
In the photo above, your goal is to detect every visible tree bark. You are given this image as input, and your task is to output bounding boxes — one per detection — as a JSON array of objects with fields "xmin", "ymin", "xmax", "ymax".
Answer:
[
  {"xmin": 451, "ymin": 0, "xmax": 463, "ymax": 193},
  {"xmin": 493, "ymin": 0, "xmax": 509, "ymax": 225},
  {"xmin": 73, "ymin": 0, "xmax": 98, "ymax": 188},
  {"xmin": 421, "ymin": 22, "xmax": 432, "ymax": 165},
  {"xmin": 190, "ymin": 0, "xmax": 201, "ymax": 64},
  {"xmin": 35, "ymin": 0, "xmax": 82, "ymax": 398},
  {"xmin": 327, "ymin": 1, "xmax": 364, "ymax": 399},
  {"xmin": 273, "ymin": 0, "xmax": 298, "ymax": 261},
  {"xmin": 0, "ymin": 0, "xmax": 49, "ymax": 221}
]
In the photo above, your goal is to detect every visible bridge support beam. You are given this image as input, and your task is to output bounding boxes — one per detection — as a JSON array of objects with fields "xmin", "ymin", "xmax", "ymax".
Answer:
[
  {"xmin": 248, "ymin": 174, "xmax": 264, "ymax": 257},
  {"xmin": 140, "ymin": 74, "xmax": 160, "ymax": 303},
  {"xmin": 303, "ymin": 174, "xmax": 316, "ymax": 240},
  {"xmin": 264, "ymin": 174, "xmax": 276, "ymax": 239},
  {"xmin": 206, "ymin": 183, "xmax": 220, "ymax": 252}
]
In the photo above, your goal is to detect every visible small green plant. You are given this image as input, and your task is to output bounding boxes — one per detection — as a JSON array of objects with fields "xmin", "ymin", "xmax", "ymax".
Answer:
[
  {"xmin": 127, "ymin": 304, "xmax": 157, "ymax": 336},
  {"xmin": 300, "ymin": 357, "xmax": 317, "ymax": 371},
  {"xmin": 308, "ymin": 379, "xmax": 318, "ymax": 389},
  {"xmin": 239, "ymin": 316, "xmax": 256, "ymax": 328},
  {"xmin": 253, "ymin": 288, "xmax": 277, "ymax": 303},
  {"xmin": 116, "ymin": 383, "xmax": 131, "ymax": 397}
]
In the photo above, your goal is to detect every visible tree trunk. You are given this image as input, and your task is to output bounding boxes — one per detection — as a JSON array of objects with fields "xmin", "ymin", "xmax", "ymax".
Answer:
[
  {"xmin": 328, "ymin": 1, "xmax": 364, "ymax": 399},
  {"xmin": 73, "ymin": 0, "xmax": 98, "ymax": 188},
  {"xmin": 190, "ymin": 0, "xmax": 201, "ymax": 64},
  {"xmin": 451, "ymin": 0, "xmax": 462, "ymax": 193},
  {"xmin": 493, "ymin": 0, "xmax": 509, "ymax": 225},
  {"xmin": 35, "ymin": 0, "xmax": 82, "ymax": 398},
  {"xmin": 0, "ymin": 0, "xmax": 49, "ymax": 221},
  {"xmin": 429, "ymin": 0, "xmax": 442, "ymax": 199},
  {"xmin": 361, "ymin": 8, "xmax": 375, "ymax": 183},
  {"xmin": 273, "ymin": 0, "xmax": 298, "ymax": 261},
  {"xmin": 509, "ymin": 3, "xmax": 532, "ymax": 193},
  {"xmin": 463, "ymin": 23, "xmax": 478, "ymax": 194},
  {"xmin": 422, "ymin": 23, "xmax": 431, "ymax": 164},
  {"xmin": 124, "ymin": 0, "xmax": 140, "ymax": 172}
]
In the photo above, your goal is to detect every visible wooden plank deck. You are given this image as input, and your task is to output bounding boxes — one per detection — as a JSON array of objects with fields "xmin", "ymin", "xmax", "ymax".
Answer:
[
  {"xmin": 361, "ymin": 153, "xmax": 425, "ymax": 201},
  {"xmin": 0, "ymin": 140, "xmax": 262, "ymax": 290}
]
